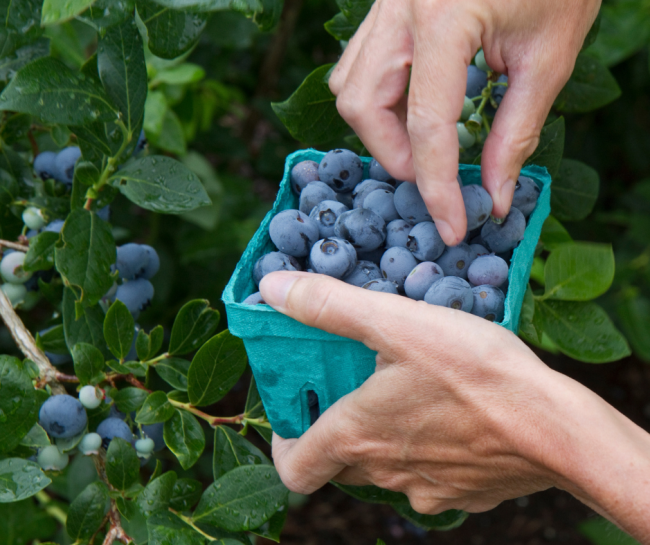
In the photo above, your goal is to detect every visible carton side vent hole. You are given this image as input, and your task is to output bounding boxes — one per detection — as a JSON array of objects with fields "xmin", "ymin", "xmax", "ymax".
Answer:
[{"xmin": 307, "ymin": 390, "xmax": 320, "ymax": 426}]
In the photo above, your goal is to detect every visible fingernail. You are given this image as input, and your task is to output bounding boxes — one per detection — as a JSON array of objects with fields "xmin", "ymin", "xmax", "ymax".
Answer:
[
  {"xmin": 259, "ymin": 272, "xmax": 301, "ymax": 312},
  {"xmin": 435, "ymin": 219, "xmax": 460, "ymax": 246}
]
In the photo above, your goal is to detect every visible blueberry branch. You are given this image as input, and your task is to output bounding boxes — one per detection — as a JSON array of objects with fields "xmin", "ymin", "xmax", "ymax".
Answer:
[
  {"xmin": 105, "ymin": 372, "xmax": 151, "ymax": 392},
  {"xmin": 0, "ymin": 239, "xmax": 28, "ymax": 252},
  {"xmin": 91, "ymin": 453, "xmax": 133, "ymax": 545}
]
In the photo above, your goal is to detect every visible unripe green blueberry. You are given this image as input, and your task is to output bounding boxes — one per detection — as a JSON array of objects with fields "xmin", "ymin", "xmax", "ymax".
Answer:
[
  {"xmin": 0, "ymin": 252, "xmax": 32, "ymax": 284},
  {"xmin": 460, "ymin": 96, "xmax": 475, "ymax": 121},
  {"xmin": 135, "ymin": 437, "xmax": 155, "ymax": 458},
  {"xmin": 474, "ymin": 49, "xmax": 490, "ymax": 72},
  {"xmin": 457, "ymin": 122, "xmax": 476, "ymax": 149},
  {"xmin": 22, "ymin": 207, "xmax": 46, "ymax": 230},
  {"xmin": 37, "ymin": 445, "xmax": 69, "ymax": 471},
  {"xmin": 79, "ymin": 432, "xmax": 102, "ymax": 455},
  {"xmin": 466, "ymin": 112, "xmax": 483, "ymax": 131},
  {"xmin": 79, "ymin": 385, "xmax": 103, "ymax": 409},
  {"xmin": 1, "ymin": 283, "xmax": 26, "ymax": 307}
]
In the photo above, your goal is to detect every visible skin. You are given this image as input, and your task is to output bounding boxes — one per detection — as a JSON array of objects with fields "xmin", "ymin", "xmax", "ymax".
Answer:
[
  {"xmin": 260, "ymin": 272, "xmax": 650, "ymax": 544},
  {"xmin": 328, "ymin": 0, "xmax": 601, "ymax": 245}
]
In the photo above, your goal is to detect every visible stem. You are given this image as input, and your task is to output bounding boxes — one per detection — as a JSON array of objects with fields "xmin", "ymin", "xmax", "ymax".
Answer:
[
  {"xmin": 146, "ymin": 352, "xmax": 170, "ymax": 365},
  {"xmin": 0, "ymin": 239, "xmax": 29, "ymax": 252},
  {"xmin": 167, "ymin": 398, "xmax": 247, "ymax": 428},
  {"xmin": 169, "ymin": 509, "xmax": 216, "ymax": 541},
  {"xmin": 28, "ymin": 130, "xmax": 39, "ymax": 157},
  {"xmin": 35, "ymin": 490, "xmax": 67, "ymax": 526},
  {"xmin": 0, "ymin": 287, "xmax": 65, "ymax": 393},
  {"xmin": 105, "ymin": 373, "xmax": 151, "ymax": 392},
  {"xmin": 92, "ymin": 453, "xmax": 133, "ymax": 545}
]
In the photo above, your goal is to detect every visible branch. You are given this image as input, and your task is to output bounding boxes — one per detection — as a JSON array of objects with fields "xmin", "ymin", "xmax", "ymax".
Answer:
[
  {"xmin": 0, "ymin": 287, "xmax": 65, "ymax": 393},
  {"xmin": 0, "ymin": 239, "xmax": 28, "ymax": 252},
  {"xmin": 92, "ymin": 453, "xmax": 133, "ymax": 545}
]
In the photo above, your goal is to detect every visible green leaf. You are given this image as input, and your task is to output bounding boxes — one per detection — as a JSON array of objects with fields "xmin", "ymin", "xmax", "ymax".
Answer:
[
  {"xmin": 136, "ymin": 0, "xmax": 209, "ymax": 59},
  {"xmin": 188, "ymin": 330, "xmax": 247, "ymax": 407},
  {"xmin": 77, "ymin": 0, "xmax": 136, "ymax": 33},
  {"xmin": 23, "ymin": 231, "xmax": 57, "ymax": 272},
  {"xmin": 0, "ymin": 38, "xmax": 50, "ymax": 85},
  {"xmin": 193, "ymin": 465, "xmax": 288, "ymax": 532},
  {"xmin": 249, "ymin": 421, "xmax": 272, "ymax": 444},
  {"xmin": 72, "ymin": 343, "xmax": 106, "ymax": 385},
  {"xmin": 0, "ymin": 499, "xmax": 57, "ymax": 545},
  {"xmin": 150, "ymin": 108, "xmax": 186, "ymax": 154},
  {"xmin": 213, "ymin": 425, "xmax": 270, "ymax": 479},
  {"xmin": 543, "ymin": 242, "xmax": 614, "ymax": 301},
  {"xmin": 36, "ymin": 324, "xmax": 67, "ymax": 355},
  {"xmin": 0, "ymin": 356, "xmax": 40, "ymax": 454},
  {"xmin": 555, "ymin": 53, "xmax": 621, "ymax": 113},
  {"xmin": 19, "ymin": 424, "xmax": 50, "ymax": 448},
  {"xmin": 136, "ymin": 325, "xmax": 164, "ymax": 361},
  {"xmin": 336, "ymin": 0, "xmax": 373, "ymax": 26},
  {"xmin": 272, "ymin": 64, "xmax": 350, "ymax": 146},
  {"xmin": 324, "ymin": 12, "xmax": 356, "ymax": 41},
  {"xmin": 536, "ymin": 300, "xmax": 630, "ymax": 363},
  {"xmin": 578, "ymin": 516, "xmax": 640, "ymax": 545},
  {"xmin": 104, "ymin": 300, "xmax": 135, "ymax": 360},
  {"xmin": 63, "ymin": 289, "xmax": 108, "ymax": 356},
  {"xmin": 112, "ymin": 387, "xmax": 149, "ymax": 413},
  {"xmin": 244, "ymin": 377, "xmax": 264, "ymax": 419},
  {"xmin": 164, "ymin": 409, "xmax": 205, "ymax": 469},
  {"xmin": 136, "ymin": 391, "xmax": 175, "ymax": 424},
  {"xmin": 0, "ymin": 57, "xmax": 118, "ymax": 126},
  {"xmin": 252, "ymin": 0, "xmax": 284, "ymax": 31},
  {"xmin": 137, "ymin": 471, "xmax": 177, "ymax": 517},
  {"xmin": 616, "ymin": 295, "xmax": 650, "ymax": 362},
  {"xmin": 97, "ymin": 18, "xmax": 147, "ymax": 145},
  {"xmin": 142, "ymin": 0, "xmax": 262, "ymax": 12},
  {"xmin": 151, "ymin": 64, "xmax": 205, "ymax": 86},
  {"xmin": 169, "ymin": 299, "xmax": 220, "ymax": 356},
  {"xmin": 106, "ymin": 437, "xmax": 140, "ymax": 490},
  {"xmin": 0, "ymin": 0, "xmax": 43, "ymax": 48},
  {"xmin": 109, "ymin": 155, "xmax": 211, "ymax": 213},
  {"xmin": 540, "ymin": 216, "xmax": 573, "ymax": 251},
  {"xmin": 551, "ymin": 158, "xmax": 600, "ymax": 222},
  {"xmin": 0, "ymin": 458, "xmax": 51, "ymax": 502},
  {"xmin": 519, "ymin": 284, "xmax": 540, "ymax": 344},
  {"xmin": 147, "ymin": 511, "xmax": 205, "ymax": 545},
  {"xmin": 66, "ymin": 481, "xmax": 110, "ymax": 541},
  {"xmin": 582, "ymin": 12, "xmax": 601, "ymax": 51},
  {"xmin": 170, "ymin": 478, "xmax": 203, "ymax": 511},
  {"xmin": 249, "ymin": 500, "xmax": 287, "ymax": 542},
  {"xmin": 524, "ymin": 116, "xmax": 565, "ymax": 179},
  {"xmin": 55, "ymin": 209, "xmax": 116, "ymax": 306},
  {"xmin": 42, "ymin": 0, "xmax": 95, "ymax": 25},
  {"xmin": 155, "ymin": 357, "xmax": 191, "ymax": 390}
]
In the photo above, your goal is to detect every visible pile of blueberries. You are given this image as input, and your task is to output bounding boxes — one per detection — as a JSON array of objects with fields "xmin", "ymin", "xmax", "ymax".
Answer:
[
  {"xmin": 244, "ymin": 148, "xmax": 540, "ymax": 322},
  {"xmin": 36, "ymin": 389, "xmax": 164, "ymax": 471}
]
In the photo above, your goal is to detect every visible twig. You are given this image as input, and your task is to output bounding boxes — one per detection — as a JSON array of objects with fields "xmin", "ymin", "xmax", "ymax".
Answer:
[
  {"xmin": 0, "ymin": 239, "xmax": 28, "ymax": 252},
  {"xmin": 92, "ymin": 453, "xmax": 133, "ymax": 545},
  {"xmin": 105, "ymin": 373, "xmax": 151, "ymax": 392},
  {"xmin": 0, "ymin": 287, "xmax": 65, "ymax": 393}
]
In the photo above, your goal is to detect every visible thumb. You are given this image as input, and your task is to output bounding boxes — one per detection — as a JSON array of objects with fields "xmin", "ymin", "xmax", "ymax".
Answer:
[{"xmin": 481, "ymin": 67, "xmax": 569, "ymax": 218}]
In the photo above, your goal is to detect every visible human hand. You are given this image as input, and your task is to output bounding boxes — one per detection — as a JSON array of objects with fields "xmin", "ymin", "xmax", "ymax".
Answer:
[
  {"xmin": 328, "ymin": 0, "xmax": 601, "ymax": 245},
  {"xmin": 260, "ymin": 271, "xmax": 650, "ymax": 541}
]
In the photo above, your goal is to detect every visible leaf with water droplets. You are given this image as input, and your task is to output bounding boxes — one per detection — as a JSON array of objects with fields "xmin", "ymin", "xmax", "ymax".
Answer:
[
  {"xmin": 193, "ymin": 464, "xmax": 288, "ymax": 532},
  {"xmin": 0, "ymin": 57, "xmax": 118, "ymax": 125},
  {"xmin": 63, "ymin": 288, "xmax": 110, "ymax": 358},
  {"xmin": 138, "ymin": 0, "xmax": 261, "ymax": 13},
  {"xmin": 109, "ymin": 155, "xmax": 211, "ymax": 214},
  {"xmin": 164, "ymin": 409, "xmax": 205, "ymax": 470},
  {"xmin": 536, "ymin": 299, "xmax": 630, "ymax": 363},
  {"xmin": 136, "ymin": 391, "xmax": 175, "ymax": 424},
  {"xmin": 0, "ymin": 38, "xmax": 49, "ymax": 85},
  {"xmin": 170, "ymin": 478, "xmax": 202, "ymax": 511},
  {"xmin": 0, "ymin": 356, "xmax": 40, "ymax": 455},
  {"xmin": 147, "ymin": 510, "xmax": 205, "ymax": 545},
  {"xmin": 169, "ymin": 299, "xmax": 220, "ymax": 356},
  {"xmin": 66, "ymin": 481, "xmax": 110, "ymax": 541},
  {"xmin": 188, "ymin": 330, "xmax": 247, "ymax": 407},
  {"xmin": 106, "ymin": 437, "xmax": 140, "ymax": 490},
  {"xmin": 137, "ymin": 471, "xmax": 177, "ymax": 517},
  {"xmin": 77, "ymin": 0, "xmax": 136, "ymax": 33},
  {"xmin": 249, "ymin": 499, "xmax": 288, "ymax": 542},
  {"xmin": 0, "ymin": 458, "xmax": 51, "ymax": 503},
  {"xmin": 41, "ymin": 0, "xmax": 95, "ymax": 26},
  {"xmin": 23, "ymin": 231, "xmax": 58, "ymax": 273},
  {"xmin": 213, "ymin": 425, "xmax": 270, "ymax": 480},
  {"xmin": 19, "ymin": 424, "xmax": 50, "ymax": 448}
]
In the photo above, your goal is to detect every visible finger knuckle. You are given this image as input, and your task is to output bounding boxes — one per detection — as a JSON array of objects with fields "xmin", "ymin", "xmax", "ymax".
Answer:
[
  {"xmin": 276, "ymin": 464, "xmax": 315, "ymax": 495},
  {"xmin": 407, "ymin": 492, "xmax": 444, "ymax": 515},
  {"xmin": 336, "ymin": 92, "xmax": 364, "ymax": 124}
]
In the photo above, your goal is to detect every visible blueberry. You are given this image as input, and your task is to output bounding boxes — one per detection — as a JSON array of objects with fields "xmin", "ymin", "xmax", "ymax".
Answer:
[
  {"xmin": 368, "ymin": 159, "xmax": 397, "ymax": 186},
  {"xmin": 115, "ymin": 279, "xmax": 154, "ymax": 318},
  {"xmin": 467, "ymin": 255, "xmax": 509, "ymax": 287},
  {"xmin": 1, "ymin": 283, "xmax": 26, "ymax": 307},
  {"xmin": 37, "ymin": 445, "xmax": 69, "ymax": 471},
  {"xmin": 356, "ymin": 246, "xmax": 385, "ymax": 264},
  {"xmin": 1, "ymin": 251, "xmax": 32, "ymax": 284},
  {"xmin": 318, "ymin": 149, "xmax": 363, "ymax": 193},
  {"xmin": 54, "ymin": 146, "xmax": 81, "ymax": 184},
  {"xmin": 352, "ymin": 180, "xmax": 395, "ymax": 209},
  {"xmin": 79, "ymin": 385, "xmax": 103, "ymax": 410},
  {"xmin": 405, "ymin": 222, "xmax": 445, "ymax": 262},
  {"xmin": 39, "ymin": 394, "xmax": 88, "ymax": 438},
  {"xmin": 22, "ymin": 207, "xmax": 46, "ymax": 230},
  {"xmin": 436, "ymin": 242, "xmax": 474, "ymax": 279},
  {"xmin": 309, "ymin": 238, "xmax": 357, "ymax": 279},
  {"xmin": 460, "ymin": 96, "xmax": 475, "ymax": 121},
  {"xmin": 386, "ymin": 219, "xmax": 414, "ymax": 248},
  {"xmin": 253, "ymin": 251, "xmax": 301, "ymax": 285},
  {"xmin": 269, "ymin": 209, "xmax": 319, "ymax": 257},
  {"xmin": 364, "ymin": 189, "xmax": 400, "ymax": 223},
  {"xmin": 362, "ymin": 278, "xmax": 399, "ymax": 294},
  {"xmin": 492, "ymin": 74, "xmax": 508, "ymax": 106},
  {"xmin": 511, "ymin": 176, "xmax": 540, "ymax": 218},
  {"xmin": 342, "ymin": 260, "xmax": 382, "ymax": 287},
  {"xmin": 462, "ymin": 185, "xmax": 493, "ymax": 230},
  {"xmin": 481, "ymin": 207, "xmax": 526, "ymax": 253},
  {"xmin": 33, "ymin": 151, "xmax": 57, "ymax": 181},
  {"xmin": 139, "ymin": 245, "xmax": 160, "ymax": 279},
  {"xmin": 474, "ymin": 49, "xmax": 490, "ymax": 72},
  {"xmin": 466, "ymin": 65, "xmax": 488, "ymax": 99},
  {"xmin": 79, "ymin": 432, "xmax": 102, "ymax": 455},
  {"xmin": 299, "ymin": 182, "xmax": 336, "ymax": 215},
  {"xmin": 309, "ymin": 200, "xmax": 349, "ymax": 238},
  {"xmin": 404, "ymin": 262, "xmax": 445, "ymax": 300},
  {"xmin": 380, "ymin": 247, "xmax": 417, "ymax": 291},
  {"xmin": 97, "ymin": 205, "xmax": 111, "ymax": 223},
  {"xmin": 135, "ymin": 437, "xmax": 155, "ymax": 457},
  {"xmin": 469, "ymin": 243, "xmax": 490, "ymax": 260},
  {"xmin": 336, "ymin": 191, "xmax": 354, "ymax": 208},
  {"xmin": 134, "ymin": 130, "xmax": 147, "ymax": 155},
  {"xmin": 97, "ymin": 417, "xmax": 133, "ymax": 448},
  {"xmin": 141, "ymin": 423, "xmax": 165, "ymax": 451},
  {"xmin": 114, "ymin": 243, "xmax": 148, "ymax": 280},
  {"xmin": 242, "ymin": 291, "xmax": 266, "ymax": 305},
  {"xmin": 43, "ymin": 219, "xmax": 64, "ymax": 233},
  {"xmin": 457, "ymin": 122, "xmax": 476, "ymax": 149},
  {"xmin": 393, "ymin": 182, "xmax": 432, "ymax": 224},
  {"xmin": 291, "ymin": 160, "xmax": 320, "ymax": 195},
  {"xmin": 471, "ymin": 285, "xmax": 505, "ymax": 322},
  {"xmin": 424, "ymin": 277, "xmax": 474, "ymax": 312},
  {"xmin": 334, "ymin": 208, "xmax": 386, "ymax": 252}
]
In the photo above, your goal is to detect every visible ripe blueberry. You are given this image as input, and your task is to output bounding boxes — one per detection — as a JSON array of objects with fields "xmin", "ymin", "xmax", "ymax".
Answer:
[
  {"xmin": 318, "ymin": 149, "xmax": 363, "ymax": 193},
  {"xmin": 424, "ymin": 276, "xmax": 474, "ymax": 312},
  {"xmin": 269, "ymin": 209, "xmax": 319, "ymax": 257},
  {"xmin": 39, "ymin": 394, "xmax": 88, "ymax": 438},
  {"xmin": 404, "ymin": 262, "xmax": 445, "ymax": 301}
]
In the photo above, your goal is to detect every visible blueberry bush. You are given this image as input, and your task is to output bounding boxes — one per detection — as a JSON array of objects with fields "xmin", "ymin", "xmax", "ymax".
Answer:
[{"xmin": 0, "ymin": 0, "xmax": 646, "ymax": 543}]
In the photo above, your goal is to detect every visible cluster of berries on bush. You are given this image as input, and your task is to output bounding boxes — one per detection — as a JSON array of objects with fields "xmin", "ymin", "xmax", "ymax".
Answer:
[{"xmin": 245, "ymin": 148, "xmax": 540, "ymax": 322}]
